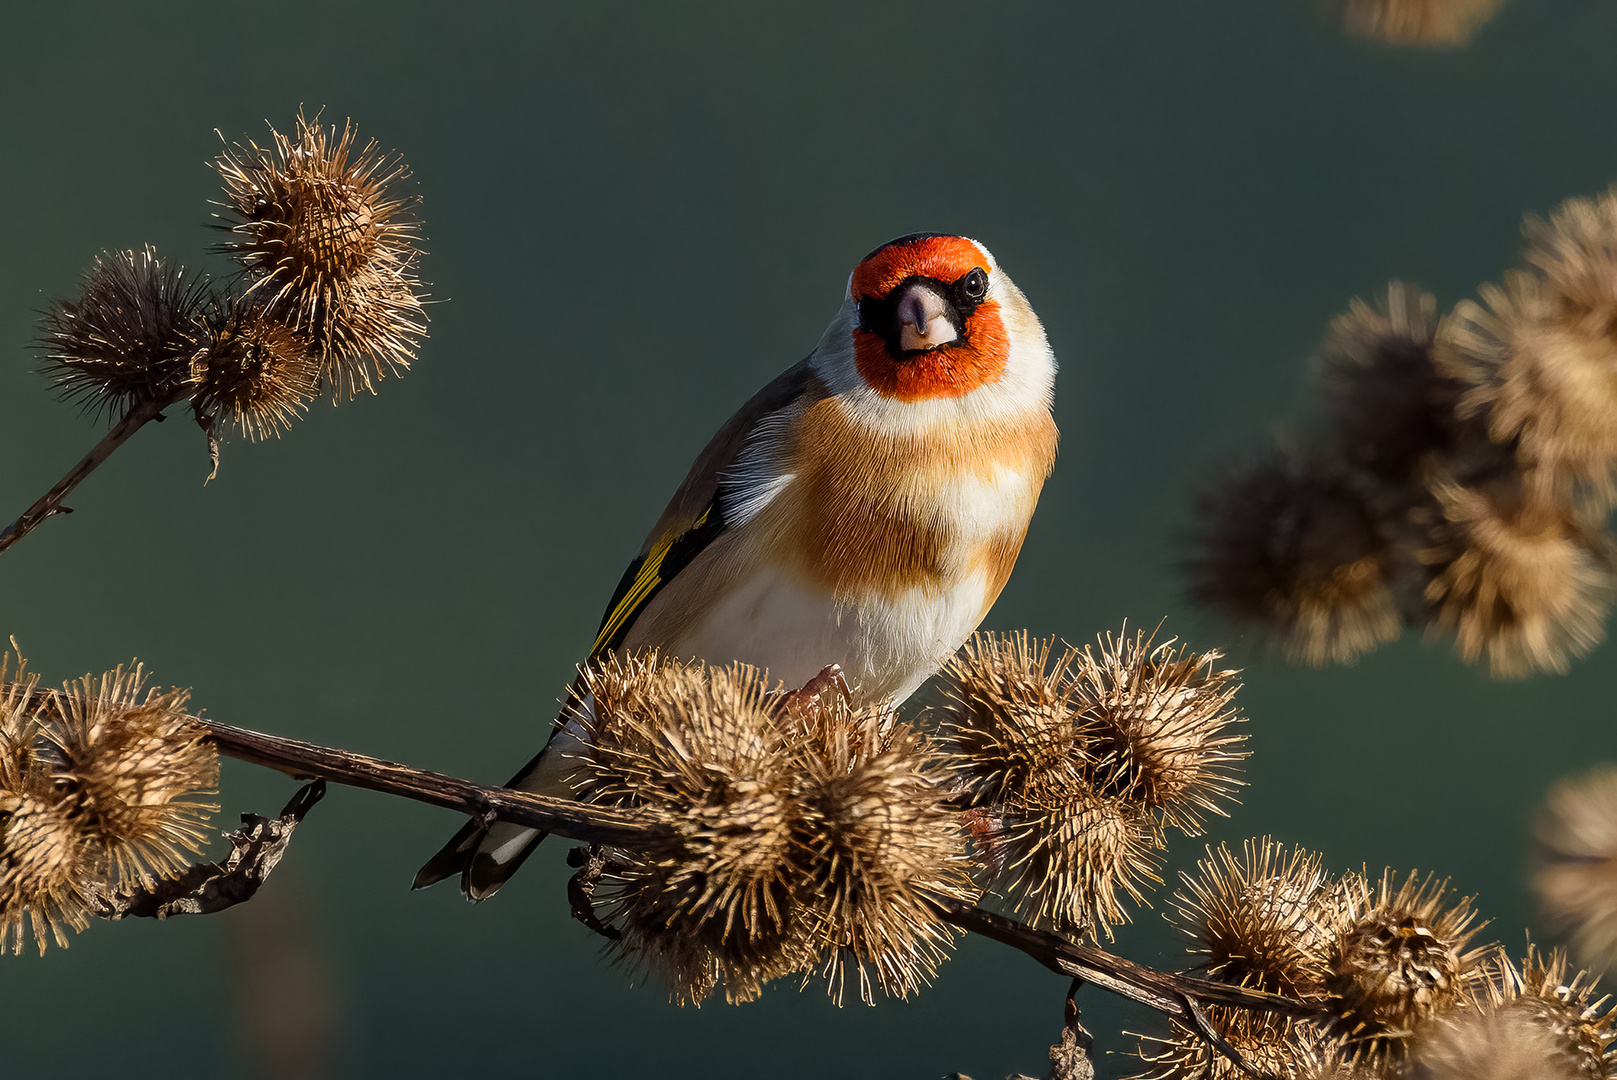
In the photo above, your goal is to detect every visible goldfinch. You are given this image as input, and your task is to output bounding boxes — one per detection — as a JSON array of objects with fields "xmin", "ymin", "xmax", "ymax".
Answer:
[{"xmin": 415, "ymin": 233, "xmax": 1058, "ymax": 899}]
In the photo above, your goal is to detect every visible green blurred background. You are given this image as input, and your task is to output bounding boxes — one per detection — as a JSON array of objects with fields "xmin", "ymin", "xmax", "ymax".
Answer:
[{"xmin": 2, "ymin": 2, "xmax": 1613, "ymax": 1076}]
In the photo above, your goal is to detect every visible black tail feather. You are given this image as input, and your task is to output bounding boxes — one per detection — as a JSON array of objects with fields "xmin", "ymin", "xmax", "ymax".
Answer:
[
  {"xmin": 411, "ymin": 816, "xmax": 485, "ymax": 891},
  {"xmin": 465, "ymin": 831, "xmax": 548, "ymax": 900}
]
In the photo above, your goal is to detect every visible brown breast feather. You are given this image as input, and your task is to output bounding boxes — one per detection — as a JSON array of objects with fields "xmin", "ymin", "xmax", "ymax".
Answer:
[{"xmin": 771, "ymin": 397, "xmax": 1058, "ymax": 604}]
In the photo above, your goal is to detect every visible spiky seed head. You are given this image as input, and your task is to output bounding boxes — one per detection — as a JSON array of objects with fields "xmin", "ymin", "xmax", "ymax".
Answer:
[
  {"xmin": 0, "ymin": 648, "xmax": 99, "ymax": 955},
  {"xmin": 1414, "ymin": 1006, "xmax": 1583, "ymax": 1080},
  {"xmin": 1187, "ymin": 453, "xmax": 1402, "ymax": 666},
  {"xmin": 1069, "ymin": 630, "xmax": 1247, "ymax": 835},
  {"xmin": 0, "ymin": 791, "xmax": 100, "ymax": 955},
  {"xmin": 939, "ymin": 633, "xmax": 1091, "ymax": 808},
  {"xmin": 1319, "ymin": 282, "xmax": 1464, "ymax": 481},
  {"xmin": 1003, "ymin": 784, "xmax": 1164, "ymax": 937},
  {"xmin": 192, "ymin": 300, "xmax": 319, "ymax": 440},
  {"xmin": 1126, "ymin": 1008, "xmax": 1343, "ymax": 1080},
  {"xmin": 1455, "ymin": 945, "xmax": 1617, "ymax": 1079},
  {"xmin": 1169, "ymin": 839, "xmax": 1338, "ymax": 998},
  {"xmin": 1437, "ymin": 271, "xmax": 1617, "ymax": 503},
  {"xmin": 41, "ymin": 665, "xmax": 219, "ymax": 889},
  {"xmin": 938, "ymin": 634, "xmax": 1164, "ymax": 936},
  {"xmin": 0, "ymin": 649, "xmax": 40, "ymax": 787},
  {"xmin": 1421, "ymin": 472, "xmax": 1615, "ymax": 677},
  {"xmin": 1336, "ymin": 0, "xmax": 1505, "ymax": 47},
  {"xmin": 1411, "ymin": 945, "xmax": 1612, "ymax": 1080},
  {"xmin": 788, "ymin": 691, "xmax": 975, "ymax": 1004},
  {"xmin": 1524, "ymin": 188, "xmax": 1617, "ymax": 343},
  {"xmin": 581, "ymin": 658, "xmax": 809, "ymax": 1005},
  {"xmin": 1323, "ymin": 870, "xmax": 1490, "ymax": 1067},
  {"xmin": 1533, "ymin": 766, "xmax": 1617, "ymax": 973},
  {"xmin": 37, "ymin": 246, "xmax": 210, "ymax": 418},
  {"xmin": 582, "ymin": 657, "xmax": 974, "ymax": 1004},
  {"xmin": 213, "ymin": 114, "xmax": 427, "ymax": 400}
]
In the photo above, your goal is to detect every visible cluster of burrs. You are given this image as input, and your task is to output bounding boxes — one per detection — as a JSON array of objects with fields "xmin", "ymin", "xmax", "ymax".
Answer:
[
  {"xmin": 564, "ymin": 628, "xmax": 1247, "ymax": 1005},
  {"xmin": 39, "ymin": 113, "xmax": 426, "ymax": 462},
  {"xmin": 1191, "ymin": 186, "xmax": 1617, "ymax": 678},
  {"xmin": 572, "ymin": 655, "xmax": 974, "ymax": 1006},
  {"xmin": 1128, "ymin": 837, "xmax": 1615, "ymax": 1080},
  {"xmin": 0, "ymin": 651, "xmax": 218, "ymax": 953},
  {"xmin": 937, "ymin": 630, "xmax": 1248, "ymax": 936}
]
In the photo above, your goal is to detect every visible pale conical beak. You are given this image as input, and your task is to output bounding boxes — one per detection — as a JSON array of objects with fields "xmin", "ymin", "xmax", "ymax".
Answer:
[{"xmin": 896, "ymin": 282, "xmax": 958, "ymax": 352}]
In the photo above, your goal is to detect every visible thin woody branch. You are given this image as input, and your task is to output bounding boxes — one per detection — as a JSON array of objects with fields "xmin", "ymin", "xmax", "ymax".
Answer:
[
  {"xmin": 930, "ymin": 897, "xmax": 1328, "ymax": 1022},
  {"xmin": 0, "ymin": 392, "xmax": 182, "ymax": 555},
  {"xmin": 12, "ymin": 684, "xmax": 668, "ymax": 848},
  {"xmin": 198, "ymin": 719, "xmax": 667, "ymax": 848}
]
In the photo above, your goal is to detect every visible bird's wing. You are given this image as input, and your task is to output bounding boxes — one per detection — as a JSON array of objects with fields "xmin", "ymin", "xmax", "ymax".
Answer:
[
  {"xmin": 589, "ymin": 357, "xmax": 821, "ymax": 658},
  {"xmin": 412, "ymin": 358, "xmax": 824, "ymax": 898}
]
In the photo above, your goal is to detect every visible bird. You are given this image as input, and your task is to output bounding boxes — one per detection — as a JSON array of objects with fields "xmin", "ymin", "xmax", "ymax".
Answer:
[{"xmin": 414, "ymin": 233, "xmax": 1059, "ymax": 900}]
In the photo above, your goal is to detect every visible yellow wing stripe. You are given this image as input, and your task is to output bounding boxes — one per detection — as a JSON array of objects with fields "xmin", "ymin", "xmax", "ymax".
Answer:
[
  {"xmin": 590, "ymin": 507, "xmax": 712, "ymax": 656},
  {"xmin": 591, "ymin": 542, "xmax": 670, "ymax": 654}
]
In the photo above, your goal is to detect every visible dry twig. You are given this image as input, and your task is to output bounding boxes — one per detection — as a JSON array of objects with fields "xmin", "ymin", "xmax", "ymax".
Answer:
[{"xmin": 91, "ymin": 781, "xmax": 325, "ymax": 920}]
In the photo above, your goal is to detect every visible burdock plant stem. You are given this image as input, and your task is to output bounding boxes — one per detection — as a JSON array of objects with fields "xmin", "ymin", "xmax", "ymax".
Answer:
[
  {"xmin": 198, "ymin": 718, "xmax": 666, "ymax": 849},
  {"xmin": 0, "ymin": 390, "xmax": 187, "ymax": 555},
  {"xmin": 179, "ymin": 716, "xmax": 1328, "ymax": 1032},
  {"xmin": 10, "ymin": 682, "xmax": 1320, "ymax": 1034}
]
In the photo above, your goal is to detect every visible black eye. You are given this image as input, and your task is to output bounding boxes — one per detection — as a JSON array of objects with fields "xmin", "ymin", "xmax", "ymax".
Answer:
[
  {"xmin": 956, "ymin": 268, "xmax": 988, "ymax": 305},
  {"xmin": 857, "ymin": 296, "xmax": 885, "ymax": 333}
]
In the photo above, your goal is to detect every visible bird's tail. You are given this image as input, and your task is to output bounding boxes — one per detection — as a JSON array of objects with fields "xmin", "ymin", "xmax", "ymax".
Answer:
[{"xmin": 412, "ymin": 693, "xmax": 593, "ymax": 901}]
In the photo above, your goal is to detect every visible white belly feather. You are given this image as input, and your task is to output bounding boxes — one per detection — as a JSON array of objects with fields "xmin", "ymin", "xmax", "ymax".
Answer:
[{"xmin": 668, "ymin": 563, "xmax": 992, "ymax": 706}]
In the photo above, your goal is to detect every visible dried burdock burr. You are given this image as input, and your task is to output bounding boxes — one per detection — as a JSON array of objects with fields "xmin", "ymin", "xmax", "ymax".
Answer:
[
  {"xmin": 581, "ymin": 657, "xmax": 810, "ymax": 1005},
  {"xmin": 37, "ymin": 246, "xmax": 210, "ymax": 418},
  {"xmin": 1187, "ymin": 454, "xmax": 1401, "ymax": 666},
  {"xmin": 213, "ymin": 113, "xmax": 427, "ymax": 400},
  {"xmin": 938, "ymin": 633, "xmax": 1166, "ymax": 936},
  {"xmin": 0, "ymin": 655, "xmax": 215, "ymax": 954},
  {"xmin": 939, "ymin": 633, "xmax": 1089, "ymax": 810},
  {"xmin": 1413, "ymin": 945, "xmax": 1615, "ymax": 1080},
  {"xmin": 1004, "ymin": 784, "xmax": 1163, "ymax": 937},
  {"xmin": 787, "ymin": 688, "xmax": 975, "ymax": 1004},
  {"xmin": 0, "ymin": 650, "xmax": 38, "ymax": 779},
  {"xmin": 1524, "ymin": 188, "xmax": 1617, "ymax": 346},
  {"xmin": 1125, "ymin": 1007, "xmax": 1341, "ymax": 1080},
  {"xmin": 1168, "ymin": 838, "xmax": 1337, "ymax": 999},
  {"xmin": 1069, "ymin": 629, "xmax": 1247, "ymax": 836},
  {"xmin": 1414, "ymin": 1006, "xmax": 1583, "ymax": 1080},
  {"xmin": 1335, "ymin": 0, "xmax": 1505, "ymax": 47},
  {"xmin": 1319, "ymin": 282, "xmax": 1460, "ymax": 483},
  {"xmin": 580, "ymin": 657, "xmax": 970, "ymax": 1005},
  {"xmin": 191, "ymin": 299, "xmax": 320, "ymax": 441},
  {"xmin": 41, "ymin": 665, "xmax": 219, "ymax": 889},
  {"xmin": 1533, "ymin": 765, "xmax": 1617, "ymax": 973},
  {"xmin": 1438, "ymin": 270, "xmax": 1617, "ymax": 506},
  {"xmin": 0, "ymin": 651, "xmax": 96, "ymax": 955},
  {"xmin": 0, "ymin": 792, "xmax": 98, "ymax": 956},
  {"xmin": 1322, "ymin": 870, "xmax": 1490, "ymax": 1068},
  {"xmin": 1420, "ymin": 471, "xmax": 1615, "ymax": 677}
]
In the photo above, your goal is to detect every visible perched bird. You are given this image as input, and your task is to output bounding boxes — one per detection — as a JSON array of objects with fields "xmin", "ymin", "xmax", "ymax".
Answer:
[{"xmin": 415, "ymin": 233, "xmax": 1059, "ymax": 899}]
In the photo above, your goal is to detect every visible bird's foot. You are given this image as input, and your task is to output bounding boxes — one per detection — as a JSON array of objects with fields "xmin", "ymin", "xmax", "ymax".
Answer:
[{"xmin": 778, "ymin": 663, "xmax": 852, "ymax": 725}]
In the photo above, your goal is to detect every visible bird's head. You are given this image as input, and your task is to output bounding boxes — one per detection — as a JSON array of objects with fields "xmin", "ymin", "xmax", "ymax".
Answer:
[{"xmin": 843, "ymin": 234, "xmax": 1023, "ymax": 403}]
